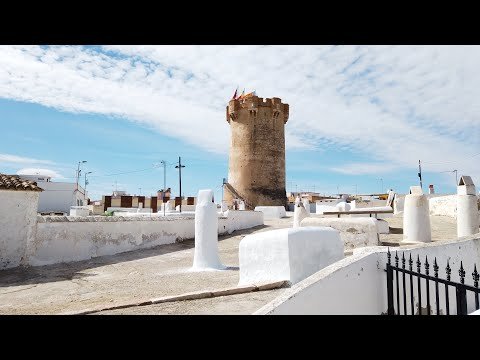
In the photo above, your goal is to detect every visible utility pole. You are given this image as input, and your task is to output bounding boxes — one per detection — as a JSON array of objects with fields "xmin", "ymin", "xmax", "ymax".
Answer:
[
  {"xmin": 418, "ymin": 160, "xmax": 423, "ymax": 190},
  {"xmin": 76, "ymin": 160, "xmax": 87, "ymax": 191},
  {"xmin": 175, "ymin": 157, "xmax": 185, "ymax": 213},
  {"xmin": 453, "ymin": 169, "xmax": 458, "ymax": 186},
  {"xmin": 161, "ymin": 160, "xmax": 167, "ymax": 216},
  {"xmin": 84, "ymin": 171, "xmax": 92, "ymax": 198}
]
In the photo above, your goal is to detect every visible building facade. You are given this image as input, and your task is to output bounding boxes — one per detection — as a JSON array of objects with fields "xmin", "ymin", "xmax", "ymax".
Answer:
[{"xmin": 18, "ymin": 175, "xmax": 87, "ymax": 214}]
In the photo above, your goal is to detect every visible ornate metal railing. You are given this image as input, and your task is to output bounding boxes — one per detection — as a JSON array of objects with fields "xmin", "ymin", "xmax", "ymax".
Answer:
[{"xmin": 386, "ymin": 249, "xmax": 479, "ymax": 315}]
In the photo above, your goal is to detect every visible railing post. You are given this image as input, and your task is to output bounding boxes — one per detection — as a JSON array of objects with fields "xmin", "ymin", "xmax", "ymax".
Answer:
[
  {"xmin": 386, "ymin": 249, "xmax": 394, "ymax": 315},
  {"xmin": 456, "ymin": 285, "xmax": 467, "ymax": 315},
  {"xmin": 387, "ymin": 264, "xmax": 394, "ymax": 315}
]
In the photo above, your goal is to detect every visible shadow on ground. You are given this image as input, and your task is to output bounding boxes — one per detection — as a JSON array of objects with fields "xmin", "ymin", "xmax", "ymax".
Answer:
[
  {"xmin": 0, "ymin": 224, "xmax": 269, "ymax": 288},
  {"xmin": 389, "ymin": 227, "xmax": 403, "ymax": 234}
]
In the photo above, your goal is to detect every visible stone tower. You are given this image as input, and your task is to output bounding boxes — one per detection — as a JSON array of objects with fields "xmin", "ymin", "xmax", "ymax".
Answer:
[{"xmin": 224, "ymin": 94, "xmax": 289, "ymax": 209}]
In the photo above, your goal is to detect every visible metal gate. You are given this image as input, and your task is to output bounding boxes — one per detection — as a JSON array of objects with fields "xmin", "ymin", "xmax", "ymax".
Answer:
[{"xmin": 386, "ymin": 249, "xmax": 479, "ymax": 315}]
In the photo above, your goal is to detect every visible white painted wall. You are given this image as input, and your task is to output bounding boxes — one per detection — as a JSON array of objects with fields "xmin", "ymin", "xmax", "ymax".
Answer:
[
  {"xmin": 300, "ymin": 217, "xmax": 380, "ymax": 250},
  {"xmin": 26, "ymin": 210, "xmax": 264, "ymax": 267},
  {"xmin": 218, "ymin": 210, "xmax": 263, "ymax": 235},
  {"xmin": 239, "ymin": 227, "xmax": 343, "ymax": 286},
  {"xmin": 35, "ymin": 181, "xmax": 87, "ymax": 213},
  {"xmin": 429, "ymin": 195, "xmax": 457, "ymax": 218},
  {"xmin": 256, "ymin": 235, "xmax": 480, "ymax": 315},
  {"xmin": 176, "ymin": 205, "xmax": 196, "ymax": 212},
  {"xmin": 0, "ymin": 191, "xmax": 39, "ymax": 269},
  {"xmin": 254, "ymin": 206, "xmax": 286, "ymax": 219},
  {"xmin": 70, "ymin": 206, "xmax": 90, "ymax": 216}
]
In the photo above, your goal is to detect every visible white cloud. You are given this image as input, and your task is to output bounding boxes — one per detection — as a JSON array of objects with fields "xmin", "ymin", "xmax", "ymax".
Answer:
[
  {"xmin": 0, "ymin": 153, "xmax": 54, "ymax": 166},
  {"xmin": 330, "ymin": 162, "xmax": 397, "ymax": 175},
  {"xmin": 0, "ymin": 45, "xmax": 478, "ymax": 181},
  {"xmin": 17, "ymin": 168, "xmax": 65, "ymax": 179}
]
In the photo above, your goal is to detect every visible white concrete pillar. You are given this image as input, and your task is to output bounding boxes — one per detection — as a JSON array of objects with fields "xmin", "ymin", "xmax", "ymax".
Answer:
[
  {"xmin": 293, "ymin": 202, "xmax": 308, "ymax": 228},
  {"xmin": 456, "ymin": 176, "xmax": 479, "ymax": 237},
  {"xmin": 192, "ymin": 189, "xmax": 225, "ymax": 270},
  {"xmin": 402, "ymin": 186, "xmax": 431, "ymax": 244},
  {"xmin": 394, "ymin": 195, "xmax": 405, "ymax": 215},
  {"xmin": 302, "ymin": 198, "xmax": 311, "ymax": 215}
]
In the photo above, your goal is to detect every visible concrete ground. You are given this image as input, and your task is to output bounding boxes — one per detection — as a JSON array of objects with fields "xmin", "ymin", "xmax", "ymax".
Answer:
[
  {"xmin": 96, "ymin": 288, "xmax": 285, "ymax": 315},
  {"xmin": 0, "ymin": 212, "xmax": 460, "ymax": 315},
  {"xmin": 0, "ymin": 217, "xmax": 293, "ymax": 315},
  {"xmin": 380, "ymin": 215, "xmax": 458, "ymax": 246}
]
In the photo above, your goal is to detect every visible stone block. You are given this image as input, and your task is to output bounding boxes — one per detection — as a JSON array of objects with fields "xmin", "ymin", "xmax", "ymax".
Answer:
[{"xmin": 239, "ymin": 227, "xmax": 343, "ymax": 286}]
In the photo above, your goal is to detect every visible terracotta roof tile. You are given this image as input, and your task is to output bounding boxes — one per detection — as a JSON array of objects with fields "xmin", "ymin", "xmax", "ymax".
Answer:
[{"xmin": 0, "ymin": 174, "xmax": 43, "ymax": 192}]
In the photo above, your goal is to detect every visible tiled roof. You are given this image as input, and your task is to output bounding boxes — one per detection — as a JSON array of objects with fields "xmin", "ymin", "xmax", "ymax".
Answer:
[{"xmin": 0, "ymin": 174, "xmax": 43, "ymax": 192}]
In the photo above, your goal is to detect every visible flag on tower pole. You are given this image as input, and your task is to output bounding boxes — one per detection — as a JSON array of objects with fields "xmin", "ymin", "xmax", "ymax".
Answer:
[{"xmin": 232, "ymin": 86, "xmax": 238, "ymax": 100}]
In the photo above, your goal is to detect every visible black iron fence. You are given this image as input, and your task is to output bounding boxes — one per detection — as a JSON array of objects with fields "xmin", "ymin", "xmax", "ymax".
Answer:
[{"xmin": 386, "ymin": 249, "xmax": 479, "ymax": 315}]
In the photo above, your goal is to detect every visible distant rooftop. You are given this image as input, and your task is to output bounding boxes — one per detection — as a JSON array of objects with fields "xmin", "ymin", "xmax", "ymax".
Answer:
[{"xmin": 0, "ymin": 173, "xmax": 43, "ymax": 192}]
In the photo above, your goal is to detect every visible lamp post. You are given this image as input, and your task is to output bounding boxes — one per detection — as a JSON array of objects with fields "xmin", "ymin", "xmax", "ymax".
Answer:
[
  {"xmin": 76, "ymin": 160, "xmax": 87, "ymax": 191},
  {"xmin": 84, "ymin": 171, "xmax": 92, "ymax": 198}
]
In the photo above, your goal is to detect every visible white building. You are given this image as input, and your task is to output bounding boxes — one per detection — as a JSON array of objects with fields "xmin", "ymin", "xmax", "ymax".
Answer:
[
  {"xmin": 19, "ymin": 175, "xmax": 88, "ymax": 214},
  {"xmin": 0, "ymin": 173, "xmax": 42, "ymax": 269}
]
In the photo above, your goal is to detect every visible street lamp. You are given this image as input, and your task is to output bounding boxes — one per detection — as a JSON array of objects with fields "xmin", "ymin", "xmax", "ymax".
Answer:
[
  {"xmin": 76, "ymin": 160, "xmax": 87, "ymax": 191},
  {"xmin": 84, "ymin": 171, "xmax": 92, "ymax": 196}
]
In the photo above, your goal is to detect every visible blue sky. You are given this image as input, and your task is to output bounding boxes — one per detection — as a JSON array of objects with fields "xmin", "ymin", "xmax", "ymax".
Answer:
[{"xmin": 0, "ymin": 45, "xmax": 479, "ymax": 201}]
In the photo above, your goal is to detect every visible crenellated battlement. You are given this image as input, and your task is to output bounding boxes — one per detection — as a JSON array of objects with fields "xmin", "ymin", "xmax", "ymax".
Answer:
[{"xmin": 226, "ymin": 95, "xmax": 289, "ymax": 123}]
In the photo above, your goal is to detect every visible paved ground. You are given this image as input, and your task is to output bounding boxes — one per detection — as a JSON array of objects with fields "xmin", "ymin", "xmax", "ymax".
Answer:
[
  {"xmin": 0, "ymin": 217, "xmax": 293, "ymax": 315},
  {"xmin": 380, "ymin": 215, "xmax": 458, "ymax": 246},
  {"xmin": 96, "ymin": 289, "xmax": 285, "ymax": 315},
  {"xmin": 0, "ymin": 212, "xmax": 459, "ymax": 315}
]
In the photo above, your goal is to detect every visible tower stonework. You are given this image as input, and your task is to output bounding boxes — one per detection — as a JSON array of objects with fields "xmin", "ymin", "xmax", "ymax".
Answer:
[{"xmin": 224, "ymin": 95, "xmax": 289, "ymax": 209}]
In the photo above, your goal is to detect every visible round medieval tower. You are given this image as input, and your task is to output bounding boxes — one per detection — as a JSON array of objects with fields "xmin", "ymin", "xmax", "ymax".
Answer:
[{"xmin": 224, "ymin": 94, "xmax": 289, "ymax": 209}]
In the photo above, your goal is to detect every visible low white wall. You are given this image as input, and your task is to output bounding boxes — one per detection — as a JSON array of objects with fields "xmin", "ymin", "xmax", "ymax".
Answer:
[
  {"xmin": 429, "ymin": 195, "xmax": 457, "ymax": 218},
  {"xmin": 70, "ymin": 206, "xmax": 90, "ymax": 216},
  {"xmin": 300, "ymin": 217, "xmax": 380, "ymax": 250},
  {"xmin": 218, "ymin": 210, "xmax": 263, "ymax": 235},
  {"xmin": 254, "ymin": 206, "xmax": 286, "ymax": 219},
  {"xmin": 176, "ymin": 205, "xmax": 196, "ymax": 212},
  {"xmin": 27, "ymin": 210, "xmax": 264, "ymax": 267},
  {"xmin": 0, "ymin": 191, "xmax": 39, "ymax": 269},
  {"xmin": 256, "ymin": 235, "xmax": 480, "ymax": 315}
]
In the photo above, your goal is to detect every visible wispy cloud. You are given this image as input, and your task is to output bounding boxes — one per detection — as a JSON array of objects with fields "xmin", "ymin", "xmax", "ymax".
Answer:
[
  {"xmin": 0, "ymin": 153, "xmax": 54, "ymax": 166},
  {"xmin": 0, "ymin": 45, "xmax": 478, "ymax": 181},
  {"xmin": 16, "ymin": 168, "xmax": 65, "ymax": 179},
  {"xmin": 330, "ymin": 162, "xmax": 397, "ymax": 175}
]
